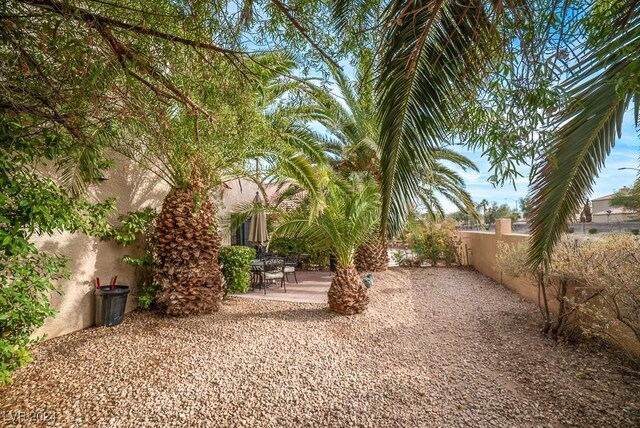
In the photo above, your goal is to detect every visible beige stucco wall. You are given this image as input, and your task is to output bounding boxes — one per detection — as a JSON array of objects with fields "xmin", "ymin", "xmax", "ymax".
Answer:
[
  {"xmin": 592, "ymin": 198, "xmax": 609, "ymax": 214},
  {"xmin": 592, "ymin": 213, "xmax": 630, "ymax": 223},
  {"xmin": 33, "ymin": 158, "xmax": 258, "ymax": 340},
  {"xmin": 33, "ymin": 155, "xmax": 170, "ymax": 339},
  {"xmin": 218, "ymin": 178, "xmax": 260, "ymax": 246},
  {"xmin": 459, "ymin": 219, "xmax": 640, "ymax": 357}
]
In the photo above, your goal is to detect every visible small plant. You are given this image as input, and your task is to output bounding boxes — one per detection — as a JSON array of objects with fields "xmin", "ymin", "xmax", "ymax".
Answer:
[
  {"xmin": 631, "ymin": 229, "xmax": 639, "ymax": 236},
  {"xmin": 567, "ymin": 227, "xmax": 574, "ymax": 234},
  {"xmin": 391, "ymin": 250, "xmax": 406, "ymax": 266},
  {"xmin": 588, "ymin": 228, "xmax": 598, "ymax": 234},
  {"xmin": 137, "ymin": 283, "xmax": 161, "ymax": 310},
  {"xmin": 220, "ymin": 246, "xmax": 256, "ymax": 294},
  {"xmin": 109, "ymin": 208, "xmax": 159, "ymax": 310}
]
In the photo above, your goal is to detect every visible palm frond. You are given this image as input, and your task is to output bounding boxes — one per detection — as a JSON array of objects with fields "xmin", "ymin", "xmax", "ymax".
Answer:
[
  {"xmin": 527, "ymin": 10, "xmax": 640, "ymax": 270},
  {"xmin": 377, "ymin": 0, "xmax": 496, "ymax": 237}
]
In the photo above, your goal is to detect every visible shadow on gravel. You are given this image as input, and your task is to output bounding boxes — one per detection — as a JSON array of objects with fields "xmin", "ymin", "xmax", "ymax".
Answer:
[{"xmin": 225, "ymin": 306, "xmax": 335, "ymax": 323}]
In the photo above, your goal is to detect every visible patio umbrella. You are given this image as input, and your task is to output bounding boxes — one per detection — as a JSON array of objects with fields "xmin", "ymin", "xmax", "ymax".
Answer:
[{"xmin": 248, "ymin": 192, "xmax": 269, "ymax": 247}]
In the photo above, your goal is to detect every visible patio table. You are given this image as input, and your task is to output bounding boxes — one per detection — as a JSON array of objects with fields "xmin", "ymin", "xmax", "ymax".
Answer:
[{"xmin": 250, "ymin": 259, "xmax": 268, "ymax": 292}]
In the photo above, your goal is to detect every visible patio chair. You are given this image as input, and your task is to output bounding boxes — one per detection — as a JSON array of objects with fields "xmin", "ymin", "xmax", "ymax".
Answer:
[
  {"xmin": 262, "ymin": 257, "xmax": 286, "ymax": 294},
  {"xmin": 284, "ymin": 253, "xmax": 300, "ymax": 284}
]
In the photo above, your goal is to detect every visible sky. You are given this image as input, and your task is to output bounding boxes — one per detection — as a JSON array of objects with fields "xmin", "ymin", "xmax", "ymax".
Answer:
[{"xmin": 443, "ymin": 110, "xmax": 639, "ymax": 213}]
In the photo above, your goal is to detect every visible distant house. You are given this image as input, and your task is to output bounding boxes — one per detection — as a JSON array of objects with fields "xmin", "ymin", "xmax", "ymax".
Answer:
[{"xmin": 591, "ymin": 193, "xmax": 636, "ymax": 223}]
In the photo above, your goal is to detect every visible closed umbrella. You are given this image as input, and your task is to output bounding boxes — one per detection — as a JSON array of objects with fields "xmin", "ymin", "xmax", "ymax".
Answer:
[{"xmin": 248, "ymin": 192, "xmax": 269, "ymax": 247}]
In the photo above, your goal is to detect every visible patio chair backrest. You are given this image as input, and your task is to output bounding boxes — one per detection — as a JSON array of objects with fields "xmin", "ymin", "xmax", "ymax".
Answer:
[
  {"xmin": 286, "ymin": 252, "xmax": 301, "ymax": 265},
  {"xmin": 263, "ymin": 257, "xmax": 285, "ymax": 273}
]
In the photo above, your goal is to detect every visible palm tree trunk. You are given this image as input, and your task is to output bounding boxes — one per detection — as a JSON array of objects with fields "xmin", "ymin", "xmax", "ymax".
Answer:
[
  {"xmin": 328, "ymin": 265, "xmax": 369, "ymax": 315},
  {"xmin": 354, "ymin": 233, "xmax": 388, "ymax": 272},
  {"xmin": 154, "ymin": 186, "xmax": 223, "ymax": 315}
]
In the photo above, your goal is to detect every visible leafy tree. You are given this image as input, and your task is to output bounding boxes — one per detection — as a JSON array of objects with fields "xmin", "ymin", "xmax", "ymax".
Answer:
[
  {"xmin": 1, "ymin": 0, "xmax": 335, "ymax": 318},
  {"xmin": 610, "ymin": 181, "xmax": 640, "ymax": 214},
  {"xmin": 484, "ymin": 202, "xmax": 515, "ymax": 225},
  {"xmin": 518, "ymin": 197, "xmax": 532, "ymax": 220}
]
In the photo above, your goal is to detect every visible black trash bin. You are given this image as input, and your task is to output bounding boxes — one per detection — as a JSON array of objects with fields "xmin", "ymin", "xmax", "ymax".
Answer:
[
  {"xmin": 95, "ymin": 285, "xmax": 130, "ymax": 327},
  {"xmin": 329, "ymin": 253, "xmax": 337, "ymax": 273}
]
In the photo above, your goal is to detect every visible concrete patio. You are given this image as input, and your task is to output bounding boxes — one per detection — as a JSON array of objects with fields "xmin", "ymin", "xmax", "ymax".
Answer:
[{"xmin": 232, "ymin": 270, "xmax": 332, "ymax": 304}]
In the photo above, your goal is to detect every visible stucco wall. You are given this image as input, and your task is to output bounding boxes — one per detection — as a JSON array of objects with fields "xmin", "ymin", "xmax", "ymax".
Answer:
[
  {"xmin": 33, "ymin": 155, "xmax": 169, "ymax": 339},
  {"xmin": 33, "ymin": 158, "xmax": 258, "ymax": 340},
  {"xmin": 218, "ymin": 178, "xmax": 260, "ymax": 246},
  {"xmin": 459, "ymin": 220, "xmax": 640, "ymax": 357}
]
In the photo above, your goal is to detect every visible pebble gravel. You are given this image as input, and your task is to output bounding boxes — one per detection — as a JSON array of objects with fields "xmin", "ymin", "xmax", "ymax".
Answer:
[{"xmin": 1, "ymin": 267, "xmax": 639, "ymax": 427}]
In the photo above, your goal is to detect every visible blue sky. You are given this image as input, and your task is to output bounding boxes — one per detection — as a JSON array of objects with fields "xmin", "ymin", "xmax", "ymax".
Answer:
[{"xmin": 443, "ymin": 110, "xmax": 639, "ymax": 213}]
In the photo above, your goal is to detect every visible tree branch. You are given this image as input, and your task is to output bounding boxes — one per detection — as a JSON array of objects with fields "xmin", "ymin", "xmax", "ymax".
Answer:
[
  {"xmin": 19, "ymin": 0, "xmax": 247, "ymax": 56},
  {"xmin": 269, "ymin": 0, "xmax": 340, "ymax": 69}
]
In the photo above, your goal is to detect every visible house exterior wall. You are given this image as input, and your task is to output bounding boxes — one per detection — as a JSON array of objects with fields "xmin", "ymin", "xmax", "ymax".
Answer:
[
  {"xmin": 591, "ymin": 196, "xmax": 634, "ymax": 223},
  {"xmin": 459, "ymin": 219, "xmax": 640, "ymax": 358},
  {"xmin": 591, "ymin": 198, "xmax": 610, "ymax": 215},
  {"xmin": 592, "ymin": 212, "xmax": 629, "ymax": 223},
  {"xmin": 33, "ymin": 158, "xmax": 257, "ymax": 340},
  {"xmin": 218, "ymin": 179, "xmax": 259, "ymax": 246}
]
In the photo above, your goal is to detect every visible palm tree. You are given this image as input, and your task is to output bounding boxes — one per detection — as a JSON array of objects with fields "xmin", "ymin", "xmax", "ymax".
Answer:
[
  {"xmin": 374, "ymin": 0, "xmax": 496, "ymax": 238},
  {"xmin": 416, "ymin": 148, "xmax": 479, "ymax": 221},
  {"xmin": 117, "ymin": 54, "xmax": 326, "ymax": 316},
  {"xmin": 476, "ymin": 199, "xmax": 489, "ymax": 226},
  {"xmin": 273, "ymin": 177, "xmax": 380, "ymax": 314},
  {"xmin": 357, "ymin": 0, "xmax": 637, "ymax": 269},
  {"xmin": 311, "ymin": 63, "xmax": 388, "ymax": 271},
  {"xmin": 312, "ymin": 62, "xmax": 478, "ymax": 270}
]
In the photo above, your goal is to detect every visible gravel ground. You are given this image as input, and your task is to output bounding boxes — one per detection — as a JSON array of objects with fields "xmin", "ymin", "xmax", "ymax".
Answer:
[{"xmin": 1, "ymin": 268, "xmax": 639, "ymax": 428}]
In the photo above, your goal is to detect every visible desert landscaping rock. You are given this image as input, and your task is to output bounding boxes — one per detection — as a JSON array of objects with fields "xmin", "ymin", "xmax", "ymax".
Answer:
[{"xmin": 1, "ymin": 268, "xmax": 638, "ymax": 427}]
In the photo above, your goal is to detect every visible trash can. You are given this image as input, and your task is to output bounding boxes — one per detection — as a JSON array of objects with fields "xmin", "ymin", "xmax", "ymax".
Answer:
[
  {"xmin": 329, "ymin": 253, "xmax": 337, "ymax": 273},
  {"xmin": 95, "ymin": 285, "xmax": 130, "ymax": 327}
]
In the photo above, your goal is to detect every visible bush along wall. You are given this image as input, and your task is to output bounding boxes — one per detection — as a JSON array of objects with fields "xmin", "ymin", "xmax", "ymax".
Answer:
[
  {"xmin": 220, "ymin": 246, "xmax": 256, "ymax": 294},
  {"xmin": 109, "ymin": 208, "xmax": 160, "ymax": 310},
  {"xmin": 1, "ymin": 121, "xmax": 114, "ymax": 384},
  {"xmin": 497, "ymin": 233, "xmax": 640, "ymax": 358}
]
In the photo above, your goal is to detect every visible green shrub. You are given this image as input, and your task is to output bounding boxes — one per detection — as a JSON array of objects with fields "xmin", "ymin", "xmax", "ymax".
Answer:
[
  {"xmin": 631, "ymin": 229, "xmax": 639, "ymax": 236},
  {"xmin": 408, "ymin": 223, "xmax": 460, "ymax": 267},
  {"xmin": 220, "ymin": 246, "xmax": 256, "ymax": 294},
  {"xmin": 588, "ymin": 228, "xmax": 598, "ymax": 234},
  {"xmin": 1, "ymin": 123, "xmax": 114, "ymax": 384},
  {"xmin": 110, "ymin": 208, "xmax": 159, "ymax": 310},
  {"xmin": 0, "ymin": 254, "xmax": 68, "ymax": 384},
  {"xmin": 137, "ymin": 283, "xmax": 161, "ymax": 310},
  {"xmin": 269, "ymin": 237, "xmax": 330, "ymax": 269}
]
